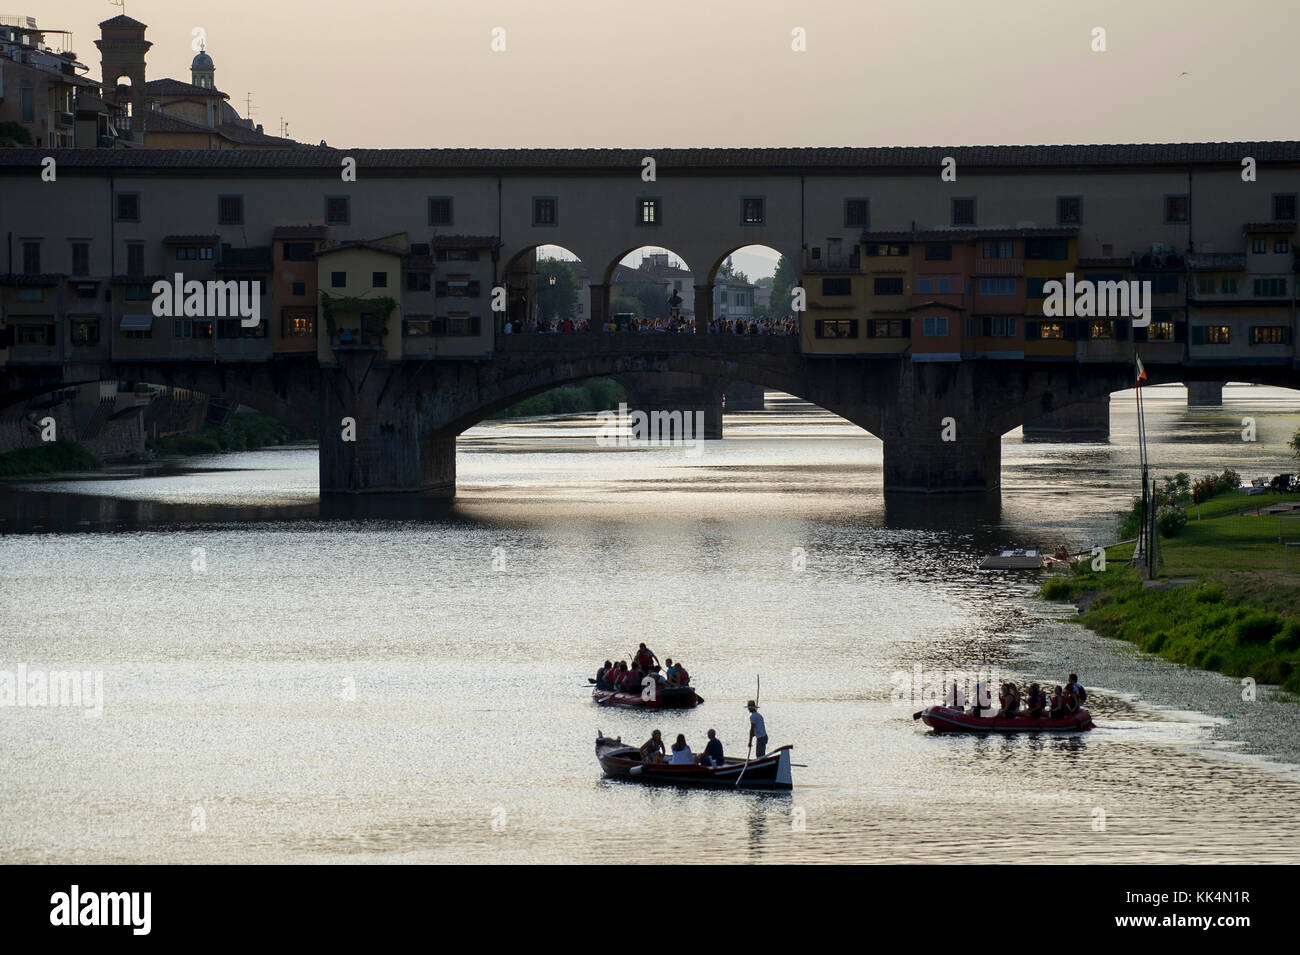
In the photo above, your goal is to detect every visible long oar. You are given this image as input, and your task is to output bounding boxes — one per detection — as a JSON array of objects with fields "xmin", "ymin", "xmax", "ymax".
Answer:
[{"xmin": 735, "ymin": 674, "xmax": 760, "ymax": 787}]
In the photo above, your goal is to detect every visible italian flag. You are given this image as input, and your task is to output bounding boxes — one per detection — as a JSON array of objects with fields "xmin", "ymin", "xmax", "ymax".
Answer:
[{"xmin": 1135, "ymin": 354, "xmax": 1147, "ymax": 383}]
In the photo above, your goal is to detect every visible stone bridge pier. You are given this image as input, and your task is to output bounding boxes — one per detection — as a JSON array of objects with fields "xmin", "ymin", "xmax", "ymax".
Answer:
[
  {"xmin": 616, "ymin": 372, "xmax": 724, "ymax": 440},
  {"xmin": 1022, "ymin": 397, "xmax": 1111, "ymax": 442},
  {"xmin": 318, "ymin": 351, "xmax": 456, "ymax": 495},
  {"xmin": 877, "ymin": 362, "xmax": 1003, "ymax": 493}
]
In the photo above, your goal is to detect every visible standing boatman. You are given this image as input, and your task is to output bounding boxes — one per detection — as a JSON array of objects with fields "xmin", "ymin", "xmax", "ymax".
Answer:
[{"xmin": 746, "ymin": 700, "xmax": 768, "ymax": 758}]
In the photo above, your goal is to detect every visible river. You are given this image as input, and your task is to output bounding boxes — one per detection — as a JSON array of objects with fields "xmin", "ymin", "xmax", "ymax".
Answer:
[{"xmin": 1, "ymin": 385, "xmax": 1299, "ymax": 863}]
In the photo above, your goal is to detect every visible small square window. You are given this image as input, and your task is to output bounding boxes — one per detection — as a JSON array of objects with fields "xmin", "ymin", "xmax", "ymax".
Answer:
[
  {"xmin": 1164, "ymin": 195, "xmax": 1189, "ymax": 223},
  {"xmin": 533, "ymin": 197, "xmax": 557, "ymax": 226},
  {"xmin": 291, "ymin": 282, "xmax": 306, "ymax": 296},
  {"xmin": 637, "ymin": 198, "xmax": 661, "ymax": 225},
  {"xmin": 428, "ymin": 196, "xmax": 453, "ymax": 226},
  {"xmin": 1057, "ymin": 196, "xmax": 1082, "ymax": 225},
  {"xmin": 407, "ymin": 271, "xmax": 432, "ymax": 292},
  {"xmin": 331, "ymin": 271, "xmax": 346, "ymax": 288},
  {"xmin": 951, "ymin": 197, "xmax": 975, "ymax": 226},
  {"xmin": 218, "ymin": 195, "xmax": 244, "ymax": 225},
  {"xmin": 21, "ymin": 241, "xmax": 40, "ymax": 274},
  {"xmin": 1276, "ymin": 239, "xmax": 1290, "ymax": 254},
  {"xmin": 742, "ymin": 197, "xmax": 765, "ymax": 225},
  {"xmin": 372, "ymin": 271, "xmax": 388, "ymax": 288},
  {"xmin": 116, "ymin": 193, "xmax": 140, "ymax": 222},
  {"xmin": 844, "ymin": 198, "xmax": 869, "ymax": 228},
  {"xmin": 1273, "ymin": 193, "xmax": 1297, "ymax": 221},
  {"xmin": 326, "ymin": 196, "xmax": 350, "ymax": 225}
]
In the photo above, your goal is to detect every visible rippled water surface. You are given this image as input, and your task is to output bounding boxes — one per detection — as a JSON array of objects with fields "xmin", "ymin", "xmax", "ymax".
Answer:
[{"xmin": 2, "ymin": 385, "xmax": 1299, "ymax": 863}]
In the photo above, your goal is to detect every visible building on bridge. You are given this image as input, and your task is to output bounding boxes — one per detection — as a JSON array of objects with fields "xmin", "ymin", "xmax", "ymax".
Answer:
[{"xmin": 2, "ymin": 143, "xmax": 1299, "ymax": 494}]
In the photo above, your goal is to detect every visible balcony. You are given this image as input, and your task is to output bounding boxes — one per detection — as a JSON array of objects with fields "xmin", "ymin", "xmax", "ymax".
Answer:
[
  {"xmin": 972, "ymin": 258, "xmax": 1024, "ymax": 277},
  {"xmin": 331, "ymin": 328, "xmax": 385, "ymax": 350}
]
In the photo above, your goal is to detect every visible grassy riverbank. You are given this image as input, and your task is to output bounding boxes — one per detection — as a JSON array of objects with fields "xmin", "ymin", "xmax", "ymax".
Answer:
[
  {"xmin": 0, "ymin": 440, "xmax": 101, "ymax": 477},
  {"xmin": 493, "ymin": 379, "xmax": 626, "ymax": 419},
  {"xmin": 1041, "ymin": 490, "xmax": 1300, "ymax": 693},
  {"xmin": 148, "ymin": 410, "xmax": 303, "ymax": 456}
]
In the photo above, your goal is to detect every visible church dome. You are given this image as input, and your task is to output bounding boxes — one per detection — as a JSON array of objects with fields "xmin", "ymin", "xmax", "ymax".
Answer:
[{"xmin": 191, "ymin": 50, "xmax": 214, "ymax": 71}]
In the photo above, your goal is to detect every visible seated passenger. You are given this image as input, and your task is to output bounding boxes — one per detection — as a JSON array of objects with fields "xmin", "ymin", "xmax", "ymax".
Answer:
[
  {"xmin": 664, "ymin": 659, "xmax": 678, "ymax": 685},
  {"xmin": 676, "ymin": 662, "xmax": 690, "ymax": 686},
  {"xmin": 998, "ymin": 683, "xmax": 1021, "ymax": 718},
  {"xmin": 701, "ymin": 729, "xmax": 724, "ymax": 767},
  {"xmin": 1024, "ymin": 683, "xmax": 1045, "ymax": 719},
  {"xmin": 1048, "ymin": 685, "xmax": 1065, "ymax": 718},
  {"xmin": 596, "ymin": 660, "xmax": 612, "ymax": 688},
  {"xmin": 640, "ymin": 730, "xmax": 665, "ymax": 764},
  {"xmin": 1063, "ymin": 684, "xmax": 1080, "ymax": 715},
  {"xmin": 670, "ymin": 733, "xmax": 694, "ymax": 764}
]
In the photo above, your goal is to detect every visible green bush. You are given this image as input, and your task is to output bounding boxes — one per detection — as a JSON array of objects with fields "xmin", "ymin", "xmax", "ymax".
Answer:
[
  {"xmin": 1235, "ymin": 612, "xmax": 1283, "ymax": 645},
  {"xmin": 1195, "ymin": 585, "xmax": 1226, "ymax": 604},
  {"xmin": 1142, "ymin": 631, "xmax": 1168, "ymax": 653},
  {"xmin": 0, "ymin": 440, "xmax": 101, "ymax": 476},
  {"xmin": 1271, "ymin": 621, "xmax": 1300, "ymax": 654},
  {"xmin": 1157, "ymin": 504, "xmax": 1188, "ymax": 537},
  {"xmin": 1042, "ymin": 578, "xmax": 1073, "ymax": 600}
]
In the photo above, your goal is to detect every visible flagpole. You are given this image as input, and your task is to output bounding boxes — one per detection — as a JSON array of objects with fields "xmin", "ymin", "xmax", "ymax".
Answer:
[{"xmin": 1134, "ymin": 350, "xmax": 1149, "ymax": 571}]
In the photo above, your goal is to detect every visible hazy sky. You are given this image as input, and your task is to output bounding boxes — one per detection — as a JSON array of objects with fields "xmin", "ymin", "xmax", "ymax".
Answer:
[
  {"xmin": 53, "ymin": 0, "xmax": 1300, "ymax": 150},
  {"xmin": 43, "ymin": 0, "xmax": 1300, "ymax": 278}
]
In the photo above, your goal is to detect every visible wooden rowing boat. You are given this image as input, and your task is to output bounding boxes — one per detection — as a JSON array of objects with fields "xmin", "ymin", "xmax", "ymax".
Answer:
[
  {"xmin": 920, "ymin": 705, "xmax": 1095, "ymax": 733},
  {"xmin": 595, "ymin": 733, "xmax": 793, "ymax": 789},
  {"xmin": 591, "ymin": 685, "xmax": 700, "ymax": 709}
]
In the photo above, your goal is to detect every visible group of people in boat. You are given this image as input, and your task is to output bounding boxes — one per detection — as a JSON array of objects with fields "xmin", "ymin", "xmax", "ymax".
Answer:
[
  {"xmin": 594, "ymin": 643, "xmax": 691, "ymax": 691},
  {"xmin": 638, "ymin": 728, "xmax": 727, "ymax": 766},
  {"xmin": 975, "ymin": 674, "xmax": 1088, "ymax": 719}
]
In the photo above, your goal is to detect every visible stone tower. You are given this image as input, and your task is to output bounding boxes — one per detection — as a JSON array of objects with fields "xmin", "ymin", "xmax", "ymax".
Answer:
[
  {"xmin": 94, "ymin": 14, "xmax": 151, "ymax": 135},
  {"xmin": 191, "ymin": 43, "xmax": 215, "ymax": 89}
]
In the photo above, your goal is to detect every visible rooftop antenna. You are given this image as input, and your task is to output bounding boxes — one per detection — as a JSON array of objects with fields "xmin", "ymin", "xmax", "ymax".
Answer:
[
  {"xmin": 107, "ymin": 0, "xmax": 127, "ymax": 16},
  {"xmin": 244, "ymin": 92, "xmax": 255, "ymax": 121},
  {"xmin": 279, "ymin": 117, "xmax": 289, "ymax": 138}
]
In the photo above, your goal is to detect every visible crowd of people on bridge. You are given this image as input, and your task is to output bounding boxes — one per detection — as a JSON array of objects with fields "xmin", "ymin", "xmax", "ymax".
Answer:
[
  {"xmin": 708, "ymin": 317, "xmax": 799, "ymax": 336},
  {"xmin": 500, "ymin": 316, "xmax": 800, "ymax": 335}
]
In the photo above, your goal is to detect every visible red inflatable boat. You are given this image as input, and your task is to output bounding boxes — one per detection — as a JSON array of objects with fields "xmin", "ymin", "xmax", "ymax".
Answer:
[{"xmin": 920, "ymin": 705, "xmax": 1095, "ymax": 733}]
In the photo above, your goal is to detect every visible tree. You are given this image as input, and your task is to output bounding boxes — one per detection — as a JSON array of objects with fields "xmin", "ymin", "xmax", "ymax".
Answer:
[
  {"xmin": 620, "ymin": 282, "xmax": 670, "ymax": 320},
  {"xmin": 0, "ymin": 122, "xmax": 33, "ymax": 147},
  {"xmin": 536, "ymin": 258, "xmax": 579, "ymax": 321},
  {"xmin": 611, "ymin": 295, "xmax": 643, "ymax": 317},
  {"xmin": 769, "ymin": 255, "xmax": 797, "ymax": 317}
]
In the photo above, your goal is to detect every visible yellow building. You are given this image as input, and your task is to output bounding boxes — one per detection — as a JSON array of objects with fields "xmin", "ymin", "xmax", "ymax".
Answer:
[
  {"xmin": 316, "ymin": 236, "xmax": 408, "ymax": 364},
  {"xmin": 1023, "ymin": 234, "xmax": 1078, "ymax": 358}
]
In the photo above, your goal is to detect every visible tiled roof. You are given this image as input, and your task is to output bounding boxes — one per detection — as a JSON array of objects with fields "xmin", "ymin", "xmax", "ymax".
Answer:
[
  {"xmin": 429, "ymin": 234, "xmax": 499, "ymax": 248},
  {"xmin": 143, "ymin": 78, "xmax": 228, "ymax": 99},
  {"xmin": 98, "ymin": 14, "xmax": 148, "ymax": 29},
  {"xmin": 316, "ymin": 240, "xmax": 405, "ymax": 258},
  {"xmin": 907, "ymin": 299, "xmax": 967, "ymax": 312},
  {"xmin": 0, "ymin": 273, "xmax": 61, "ymax": 286},
  {"xmin": 2, "ymin": 142, "xmax": 1299, "ymax": 173},
  {"xmin": 272, "ymin": 225, "xmax": 329, "ymax": 239},
  {"xmin": 137, "ymin": 110, "xmax": 298, "ymax": 147},
  {"xmin": 862, "ymin": 226, "xmax": 1079, "ymax": 242},
  {"xmin": 1187, "ymin": 253, "xmax": 1246, "ymax": 270},
  {"xmin": 1243, "ymin": 221, "xmax": 1296, "ymax": 234}
]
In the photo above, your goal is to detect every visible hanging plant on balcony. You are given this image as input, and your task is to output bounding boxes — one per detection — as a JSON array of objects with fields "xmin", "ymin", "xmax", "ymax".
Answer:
[{"xmin": 319, "ymin": 292, "xmax": 398, "ymax": 338}]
